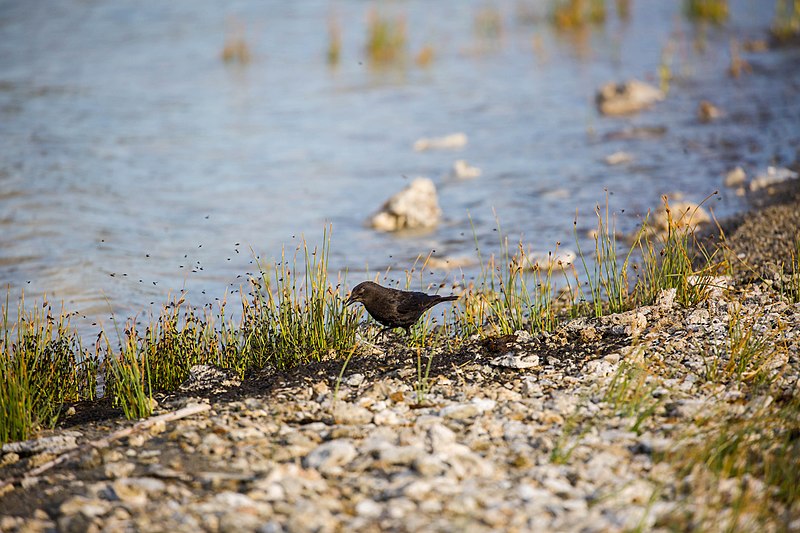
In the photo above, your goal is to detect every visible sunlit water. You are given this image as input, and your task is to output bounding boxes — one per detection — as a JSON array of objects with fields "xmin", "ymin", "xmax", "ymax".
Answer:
[{"xmin": 2, "ymin": 0, "xmax": 799, "ymax": 337}]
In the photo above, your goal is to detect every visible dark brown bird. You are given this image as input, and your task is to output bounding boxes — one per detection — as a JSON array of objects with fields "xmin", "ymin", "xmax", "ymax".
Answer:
[{"xmin": 346, "ymin": 281, "xmax": 460, "ymax": 335}]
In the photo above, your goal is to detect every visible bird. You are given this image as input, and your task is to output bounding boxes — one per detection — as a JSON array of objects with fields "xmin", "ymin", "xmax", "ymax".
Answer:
[{"xmin": 346, "ymin": 281, "xmax": 460, "ymax": 335}]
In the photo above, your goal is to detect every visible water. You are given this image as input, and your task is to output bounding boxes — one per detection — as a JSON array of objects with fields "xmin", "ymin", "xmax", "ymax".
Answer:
[{"xmin": 1, "ymin": 0, "xmax": 799, "ymax": 336}]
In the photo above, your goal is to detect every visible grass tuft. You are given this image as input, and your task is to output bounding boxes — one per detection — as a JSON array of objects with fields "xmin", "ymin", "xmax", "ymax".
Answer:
[
  {"xmin": 603, "ymin": 354, "xmax": 662, "ymax": 434},
  {"xmin": 684, "ymin": 0, "xmax": 728, "ymax": 24},
  {"xmin": 779, "ymin": 237, "xmax": 800, "ymax": 303},
  {"xmin": 552, "ymin": 0, "xmax": 606, "ymax": 29},
  {"xmin": 241, "ymin": 227, "xmax": 358, "ymax": 369},
  {"xmin": 772, "ymin": 0, "xmax": 800, "ymax": 41},
  {"xmin": 1, "ymin": 293, "xmax": 98, "ymax": 442},
  {"xmin": 634, "ymin": 196, "xmax": 718, "ymax": 308},
  {"xmin": 365, "ymin": 9, "xmax": 407, "ymax": 65},
  {"xmin": 574, "ymin": 195, "xmax": 635, "ymax": 317},
  {"xmin": 103, "ymin": 322, "xmax": 154, "ymax": 420},
  {"xmin": 327, "ymin": 15, "xmax": 342, "ymax": 66}
]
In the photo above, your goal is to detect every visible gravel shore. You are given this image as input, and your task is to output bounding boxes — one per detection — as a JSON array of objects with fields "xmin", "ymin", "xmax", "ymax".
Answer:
[{"xmin": 2, "ymin": 194, "xmax": 799, "ymax": 532}]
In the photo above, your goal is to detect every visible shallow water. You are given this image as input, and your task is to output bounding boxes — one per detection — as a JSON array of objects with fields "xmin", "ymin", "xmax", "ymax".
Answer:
[{"xmin": 1, "ymin": 0, "xmax": 799, "ymax": 336}]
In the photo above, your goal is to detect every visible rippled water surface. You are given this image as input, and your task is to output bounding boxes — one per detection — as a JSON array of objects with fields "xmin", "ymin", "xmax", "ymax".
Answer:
[{"xmin": 2, "ymin": 0, "xmax": 799, "ymax": 334}]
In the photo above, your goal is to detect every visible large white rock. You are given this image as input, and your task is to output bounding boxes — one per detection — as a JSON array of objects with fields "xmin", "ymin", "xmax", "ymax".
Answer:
[
  {"xmin": 596, "ymin": 80, "xmax": 664, "ymax": 116},
  {"xmin": 370, "ymin": 177, "xmax": 442, "ymax": 232}
]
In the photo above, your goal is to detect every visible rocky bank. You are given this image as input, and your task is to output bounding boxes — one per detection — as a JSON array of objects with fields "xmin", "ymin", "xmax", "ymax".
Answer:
[{"xmin": 1, "ymin": 196, "xmax": 799, "ymax": 532}]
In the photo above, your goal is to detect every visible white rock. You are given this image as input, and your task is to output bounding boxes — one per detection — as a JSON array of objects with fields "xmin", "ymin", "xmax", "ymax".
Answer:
[
  {"xmin": 413, "ymin": 132, "xmax": 468, "ymax": 151},
  {"xmin": 655, "ymin": 288, "xmax": 677, "ymax": 310},
  {"xmin": 379, "ymin": 445, "xmax": 426, "ymax": 466},
  {"xmin": 602, "ymin": 311, "xmax": 647, "ymax": 337},
  {"xmin": 450, "ymin": 159, "xmax": 481, "ymax": 179},
  {"xmin": 179, "ymin": 364, "xmax": 240, "ymax": 394},
  {"xmin": 596, "ymin": 80, "xmax": 664, "ymax": 116},
  {"xmin": 355, "ymin": 498, "xmax": 383, "ymax": 518},
  {"xmin": 413, "ymin": 455, "xmax": 448, "ymax": 477},
  {"xmin": 332, "ymin": 402, "xmax": 373, "ymax": 425},
  {"xmin": 472, "ymin": 398, "xmax": 497, "ymax": 412},
  {"xmin": 213, "ymin": 491, "xmax": 258, "ymax": 508},
  {"xmin": 344, "ymin": 373, "xmax": 365, "ymax": 387},
  {"xmin": 749, "ymin": 166, "xmax": 798, "ymax": 192},
  {"xmin": 2, "ymin": 434, "xmax": 79, "ymax": 456},
  {"xmin": 490, "ymin": 352, "xmax": 540, "ymax": 369},
  {"xmin": 521, "ymin": 376, "xmax": 543, "ymax": 397},
  {"xmin": 604, "ymin": 151, "xmax": 634, "ymax": 165},
  {"xmin": 370, "ymin": 177, "xmax": 442, "ymax": 232},
  {"xmin": 104, "ymin": 461, "xmax": 136, "ymax": 479},
  {"xmin": 373, "ymin": 409, "xmax": 401, "ymax": 426},
  {"xmin": 724, "ymin": 166, "xmax": 746, "ymax": 187},
  {"xmin": 59, "ymin": 496, "xmax": 111, "ymax": 517},
  {"xmin": 403, "ymin": 479, "xmax": 433, "ymax": 500},
  {"xmin": 304, "ymin": 440, "xmax": 357, "ymax": 472},
  {"xmin": 426, "ymin": 423, "xmax": 457, "ymax": 452}
]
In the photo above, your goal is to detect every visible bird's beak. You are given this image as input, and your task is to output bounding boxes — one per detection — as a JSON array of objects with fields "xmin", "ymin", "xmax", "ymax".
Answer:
[{"xmin": 345, "ymin": 295, "xmax": 356, "ymax": 306}]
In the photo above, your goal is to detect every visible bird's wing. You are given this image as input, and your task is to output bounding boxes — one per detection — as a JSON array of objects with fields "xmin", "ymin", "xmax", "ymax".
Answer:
[{"xmin": 397, "ymin": 292, "xmax": 434, "ymax": 315}]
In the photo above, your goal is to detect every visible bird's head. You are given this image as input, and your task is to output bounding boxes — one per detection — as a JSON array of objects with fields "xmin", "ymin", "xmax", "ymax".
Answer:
[{"xmin": 345, "ymin": 281, "xmax": 376, "ymax": 306}]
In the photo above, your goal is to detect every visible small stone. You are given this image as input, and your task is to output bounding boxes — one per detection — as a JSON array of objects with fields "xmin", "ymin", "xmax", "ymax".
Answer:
[
  {"xmin": 604, "ymin": 151, "xmax": 634, "ymax": 165},
  {"xmin": 303, "ymin": 440, "xmax": 357, "ymax": 473},
  {"xmin": 111, "ymin": 477, "xmax": 166, "ymax": 507},
  {"xmin": 332, "ymin": 402, "xmax": 373, "ymax": 425},
  {"xmin": 697, "ymin": 100, "xmax": 722, "ymax": 122},
  {"xmin": 344, "ymin": 373, "xmax": 365, "ymax": 387},
  {"xmin": 104, "ymin": 461, "xmax": 136, "ymax": 479},
  {"xmin": 450, "ymin": 159, "xmax": 481, "ymax": 179},
  {"xmin": 655, "ymin": 288, "xmax": 677, "ymax": 310},
  {"xmin": 413, "ymin": 455, "xmax": 448, "ymax": 477},
  {"xmin": 59, "ymin": 496, "xmax": 111, "ymax": 518},
  {"xmin": 490, "ymin": 352, "xmax": 540, "ymax": 369},
  {"xmin": 426, "ymin": 423, "xmax": 457, "ymax": 452},
  {"xmin": 724, "ymin": 166, "xmax": 746, "ymax": 188},
  {"xmin": 373, "ymin": 409, "xmax": 401, "ymax": 426},
  {"xmin": 0, "ymin": 451, "xmax": 20, "ymax": 467},
  {"xmin": 379, "ymin": 445, "xmax": 425, "ymax": 466},
  {"xmin": 355, "ymin": 499, "xmax": 383, "ymax": 518},
  {"xmin": 441, "ymin": 403, "xmax": 479, "ymax": 420},
  {"xmin": 179, "ymin": 364, "xmax": 241, "ymax": 394}
]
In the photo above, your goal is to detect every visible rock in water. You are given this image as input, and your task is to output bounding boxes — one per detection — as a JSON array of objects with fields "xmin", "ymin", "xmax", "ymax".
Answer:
[
  {"xmin": 595, "ymin": 80, "xmax": 664, "ymax": 116},
  {"xmin": 724, "ymin": 166, "xmax": 747, "ymax": 188},
  {"xmin": 370, "ymin": 177, "xmax": 442, "ymax": 232},
  {"xmin": 450, "ymin": 159, "xmax": 481, "ymax": 179},
  {"xmin": 697, "ymin": 100, "xmax": 722, "ymax": 122},
  {"xmin": 413, "ymin": 132, "xmax": 468, "ymax": 151}
]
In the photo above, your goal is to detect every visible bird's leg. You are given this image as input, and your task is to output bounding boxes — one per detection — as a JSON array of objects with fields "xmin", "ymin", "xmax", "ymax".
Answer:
[{"xmin": 376, "ymin": 326, "xmax": 394, "ymax": 341}]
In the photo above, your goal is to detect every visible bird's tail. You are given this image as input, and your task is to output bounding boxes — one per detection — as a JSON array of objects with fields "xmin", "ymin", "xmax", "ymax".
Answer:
[{"xmin": 438, "ymin": 294, "xmax": 460, "ymax": 302}]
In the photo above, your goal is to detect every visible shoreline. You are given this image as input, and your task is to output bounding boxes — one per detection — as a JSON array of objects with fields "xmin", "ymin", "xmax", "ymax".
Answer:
[{"xmin": 1, "ymin": 189, "xmax": 799, "ymax": 531}]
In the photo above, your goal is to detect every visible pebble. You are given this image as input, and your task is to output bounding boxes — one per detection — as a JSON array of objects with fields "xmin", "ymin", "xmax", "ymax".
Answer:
[{"xmin": 303, "ymin": 440, "xmax": 357, "ymax": 473}]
